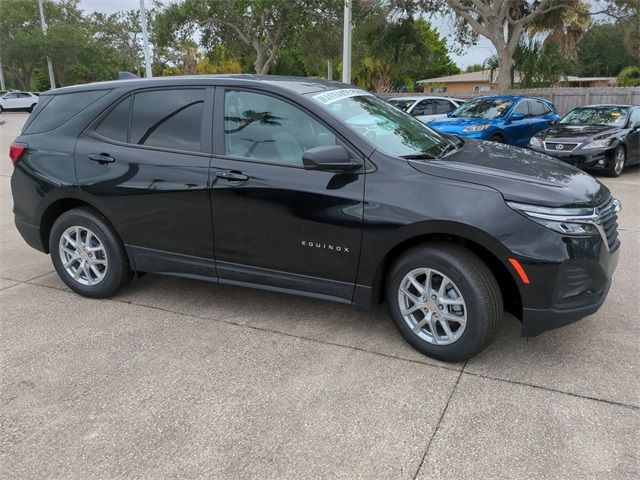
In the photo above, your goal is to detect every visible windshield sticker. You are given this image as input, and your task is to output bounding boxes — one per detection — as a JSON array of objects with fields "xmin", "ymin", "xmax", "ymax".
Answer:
[
  {"xmin": 313, "ymin": 89, "xmax": 372, "ymax": 105},
  {"xmin": 611, "ymin": 112, "xmax": 621, "ymax": 117}
]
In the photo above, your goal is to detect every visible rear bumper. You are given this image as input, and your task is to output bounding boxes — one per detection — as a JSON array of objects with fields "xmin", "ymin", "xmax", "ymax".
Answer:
[{"xmin": 15, "ymin": 219, "xmax": 46, "ymax": 253}]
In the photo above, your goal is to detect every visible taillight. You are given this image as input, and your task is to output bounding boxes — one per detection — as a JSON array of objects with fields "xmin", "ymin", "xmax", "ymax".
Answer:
[{"xmin": 9, "ymin": 143, "xmax": 27, "ymax": 165}]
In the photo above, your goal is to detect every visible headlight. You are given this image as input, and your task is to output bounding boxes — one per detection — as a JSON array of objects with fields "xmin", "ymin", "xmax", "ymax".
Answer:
[
  {"xmin": 529, "ymin": 136, "xmax": 542, "ymax": 147},
  {"xmin": 463, "ymin": 124, "xmax": 490, "ymax": 133},
  {"xmin": 506, "ymin": 201, "xmax": 600, "ymax": 236},
  {"xmin": 582, "ymin": 138, "xmax": 613, "ymax": 149}
]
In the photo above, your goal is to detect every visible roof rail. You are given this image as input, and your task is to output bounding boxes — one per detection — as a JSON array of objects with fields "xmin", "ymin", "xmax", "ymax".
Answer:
[{"xmin": 118, "ymin": 71, "xmax": 139, "ymax": 80}]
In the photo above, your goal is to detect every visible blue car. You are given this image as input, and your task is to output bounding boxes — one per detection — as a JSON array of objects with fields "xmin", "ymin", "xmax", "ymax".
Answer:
[{"xmin": 428, "ymin": 95, "xmax": 560, "ymax": 147}]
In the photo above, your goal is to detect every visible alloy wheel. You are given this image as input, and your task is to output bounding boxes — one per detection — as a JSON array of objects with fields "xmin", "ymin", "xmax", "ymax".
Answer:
[
  {"xmin": 397, "ymin": 268, "xmax": 467, "ymax": 345},
  {"xmin": 614, "ymin": 148, "xmax": 625, "ymax": 176},
  {"xmin": 58, "ymin": 226, "xmax": 108, "ymax": 286}
]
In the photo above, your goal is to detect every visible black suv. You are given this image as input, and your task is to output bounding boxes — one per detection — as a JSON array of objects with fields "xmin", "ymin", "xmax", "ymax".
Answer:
[{"xmin": 10, "ymin": 76, "xmax": 620, "ymax": 361}]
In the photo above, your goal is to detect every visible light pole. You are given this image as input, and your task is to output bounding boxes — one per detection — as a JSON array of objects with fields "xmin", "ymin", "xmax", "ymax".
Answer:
[
  {"xmin": 140, "ymin": 0, "xmax": 152, "ymax": 78},
  {"xmin": 37, "ymin": 0, "xmax": 56, "ymax": 89},
  {"xmin": 341, "ymin": 0, "xmax": 352, "ymax": 84},
  {"xmin": 0, "ymin": 58, "xmax": 6, "ymax": 91}
]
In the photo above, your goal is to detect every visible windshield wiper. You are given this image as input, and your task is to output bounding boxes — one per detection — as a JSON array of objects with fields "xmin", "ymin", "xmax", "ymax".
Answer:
[{"xmin": 400, "ymin": 153, "xmax": 437, "ymax": 160}]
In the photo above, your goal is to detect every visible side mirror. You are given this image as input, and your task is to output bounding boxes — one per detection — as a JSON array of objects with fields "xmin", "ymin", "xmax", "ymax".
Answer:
[
  {"xmin": 510, "ymin": 113, "xmax": 526, "ymax": 121},
  {"xmin": 446, "ymin": 111, "xmax": 453, "ymax": 117},
  {"xmin": 302, "ymin": 145, "xmax": 360, "ymax": 171},
  {"xmin": 631, "ymin": 121, "xmax": 640, "ymax": 131}
]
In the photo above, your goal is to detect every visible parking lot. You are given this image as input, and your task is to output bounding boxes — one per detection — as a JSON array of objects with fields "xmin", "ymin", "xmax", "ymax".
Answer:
[{"xmin": 1, "ymin": 111, "xmax": 638, "ymax": 478}]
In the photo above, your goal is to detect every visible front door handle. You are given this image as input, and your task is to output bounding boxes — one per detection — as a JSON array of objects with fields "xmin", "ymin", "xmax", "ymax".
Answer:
[
  {"xmin": 88, "ymin": 153, "xmax": 115, "ymax": 164},
  {"xmin": 216, "ymin": 171, "xmax": 248, "ymax": 182}
]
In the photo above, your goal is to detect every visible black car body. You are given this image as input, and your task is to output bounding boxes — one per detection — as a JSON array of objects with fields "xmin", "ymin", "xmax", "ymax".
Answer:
[
  {"xmin": 9, "ymin": 75, "xmax": 621, "ymax": 361},
  {"xmin": 528, "ymin": 104, "xmax": 640, "ymax": 177}
]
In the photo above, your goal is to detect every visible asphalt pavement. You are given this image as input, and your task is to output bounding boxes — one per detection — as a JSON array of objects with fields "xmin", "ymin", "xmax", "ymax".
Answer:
[{"xmin": 1, "ymin": 112, "xmax": 638, "ymax": 479}]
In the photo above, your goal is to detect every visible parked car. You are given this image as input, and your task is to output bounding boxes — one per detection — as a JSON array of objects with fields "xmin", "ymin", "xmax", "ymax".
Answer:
[
  {"xmin": 0, "ymin": 91, "xmax": 39, "ymax": 112},
  {"xmin": 528, "ymin": 104, "xmax": 640, "ymax": 177},
  {"xmin": 10, "ymin": 76, "xmax": 620, "ymax": 362},
  {"xmin": 387, "ymin": 96, "xmax": 466, "ymax": 123},
  {"xmin": 428, "ymin": 95, "xmax": 560, "ymax": 146}
]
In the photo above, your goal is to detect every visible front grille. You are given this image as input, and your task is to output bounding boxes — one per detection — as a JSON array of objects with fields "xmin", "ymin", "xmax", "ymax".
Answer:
[
  {"xmin": 544, "ymin": 142, "xmax": 579, "ymax": 152},
  {"xmin": 596, "ymin": 196, "xmax": 620, "ymax": 251}
]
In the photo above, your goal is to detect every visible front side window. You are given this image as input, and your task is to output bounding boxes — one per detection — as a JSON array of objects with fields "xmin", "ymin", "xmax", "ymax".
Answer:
[
  {"xmin": 387, "ymin": 99, "xmax": 414, "ymax": 112},
  {"xmin": 311, "ymin": 89, "xmax": 449, "ymax": 158},
  {"xmin": 224, "ymin": 90, "xmax": 336, "ymax": 167},
  {"xmin": 450, "ymin": 98, "xmax": 514, "ymax": 120},
  {"xmin": 560, "ymin": 106, "xmax": 630, "ymax": 127},
  {"xmin": 130, "ymin": 89, "xmax": 205, "ymax": 151},
  {"xmin": 413, "ymin": 100, "xmax": 435, "ymax": 116}
]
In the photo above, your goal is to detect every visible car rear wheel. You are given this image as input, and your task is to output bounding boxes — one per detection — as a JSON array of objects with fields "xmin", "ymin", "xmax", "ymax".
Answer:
[
  {"xmin": 489, "ymin": 133, "xmax": 505, "ymax": 143},
  {"xmin": 386, "ymin": 243, "xmax": 503, "ymax": 362},
  {"xmin": 28, "ymin": 103, "xmax": 36, "ymax": 113},
  {"xmin": 50, "ymin": 207, "xmax": 133, "ymax": 298},
  {"xmin": 605, "ymin": 146, "xmax": 625, "ymax": 177}
]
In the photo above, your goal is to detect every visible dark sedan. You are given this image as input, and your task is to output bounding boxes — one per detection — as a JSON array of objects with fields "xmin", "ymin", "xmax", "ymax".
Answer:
[{"xmin": 528, "ymin": 105, "xmax": 640, "ymax": 177}]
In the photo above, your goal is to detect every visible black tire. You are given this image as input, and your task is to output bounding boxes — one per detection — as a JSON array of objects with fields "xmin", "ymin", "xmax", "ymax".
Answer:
[
  {"xmin": 386, "ymin": 243, "xmax": 503, "ymax": 362},
  {"xmin": 489, "ymin": 133, "xmax": 505, "ymax": 143},
  {"xmin": 49, "ymin": 207, "xmax": 133, "ymax": 298},
  {"xmin": 604, "ymin": 145, "xmax": 626, "ymax": 177},
  {"xmin": 28, "ymin": 104, "xmax": 36, "ymax": 113},
  {"xmin": 0, "ymin": 105, "xmax": 3, "ymax": 113}
]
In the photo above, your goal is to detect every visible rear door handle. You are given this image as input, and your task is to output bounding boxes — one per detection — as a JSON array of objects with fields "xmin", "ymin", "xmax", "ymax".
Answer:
[
  {"xmin": 216, "ymin": 171, "xmax": 248, "ymax": 182},
  {"xmin": 88, "ymin": 153, "xmax": 115, "ymax": 164}
]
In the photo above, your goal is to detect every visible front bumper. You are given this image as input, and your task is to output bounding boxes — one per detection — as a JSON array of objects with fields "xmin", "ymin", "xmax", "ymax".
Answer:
[
  {"xmin": 517, "ymin": 236, "xmax": 620, "ymax": 337},
  {"xmin": 529, "ymin": 145, "xmax": 614, "ymax": 169}
]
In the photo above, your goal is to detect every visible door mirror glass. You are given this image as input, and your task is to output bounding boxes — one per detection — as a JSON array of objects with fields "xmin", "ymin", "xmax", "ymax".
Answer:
[{"xmin": 302, "ymin": 145, "xmax": 359, "ymax": 171}]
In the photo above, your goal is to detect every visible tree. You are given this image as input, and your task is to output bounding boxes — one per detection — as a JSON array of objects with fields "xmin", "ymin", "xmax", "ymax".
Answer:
[
  {"xmin": 465, "ymin": 64, "xmax": 485, "ymax": 73},
  {"xmin": 486, "ymin": 38, "xmax": 575, "ymax": 88},
  {"xmin": 577, "ymin": 24, "xmax": 636, "ymax": 77},
  {"xmin": 156, "ymin": 0, "xmax": 336, "ymax": 75},
  {"xmin": 414, "ymin": 0, "xmax": 587, "ymax": 91},
  {"xmin": 617, "ymin": 66, "xmax": 640, "ymax": 87}
]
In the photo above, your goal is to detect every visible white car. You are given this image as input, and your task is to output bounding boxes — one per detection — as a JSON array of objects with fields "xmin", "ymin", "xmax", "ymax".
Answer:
[
  {"xmin": 387, "ymin": 96, "xmax": 466, "ymax": 123},
  {"xmin": 0, "ymin": 91, "xmax": 39, "ymax": 113}
]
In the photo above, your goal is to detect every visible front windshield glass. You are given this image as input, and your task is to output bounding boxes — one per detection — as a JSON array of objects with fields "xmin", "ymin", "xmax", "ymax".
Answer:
[
  {"xmin": 450, "ymin": 98, "xmax": 513, "ymax": 119},
  {"xmin": 311, "ymin": 89, "xmax": 449, "ymax": 157},
  {"xmin": 560, "ymin": 106, "xmax": 629, "ymax": 127},
  {"xmin": 387, "ymin": 99, "xmax": 414, "ymax": 112}
]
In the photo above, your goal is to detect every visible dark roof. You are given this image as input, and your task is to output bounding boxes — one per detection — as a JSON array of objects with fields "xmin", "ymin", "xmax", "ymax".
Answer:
[{"xmin": 45, "ymin": 74, "xmax": 351, "ymax": 96}]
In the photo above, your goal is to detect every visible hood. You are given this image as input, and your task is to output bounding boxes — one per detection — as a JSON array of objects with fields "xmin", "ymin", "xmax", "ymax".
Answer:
[
  {"xmin": 408, "ymin": 139, "xmax": 610, "ymax": 207},
  {"xmin": 537, "ymin": 124, "xmax": 621, "ymax": 141},
  {"xmin": 428, "ymin": 116, "xmax": 494, "ymax": 131}
]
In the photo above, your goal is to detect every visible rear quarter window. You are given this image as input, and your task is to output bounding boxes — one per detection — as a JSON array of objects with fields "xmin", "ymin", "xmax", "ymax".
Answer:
[{"xmin": 23, "ymin": 90, "xmax": 109, "ymax": 134}]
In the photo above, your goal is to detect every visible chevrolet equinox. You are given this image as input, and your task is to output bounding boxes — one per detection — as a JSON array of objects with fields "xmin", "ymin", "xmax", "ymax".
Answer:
[{"xmin": 10, "ymin": 75, "xmax": 621, "ymax": 361}]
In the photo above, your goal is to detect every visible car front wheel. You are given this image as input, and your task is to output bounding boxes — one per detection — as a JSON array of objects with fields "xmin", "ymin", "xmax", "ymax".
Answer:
[
  {"xmin": 50, "ymin": 207, "xmax": 133, "ymax": 298},
  {"xmin": 386, "ymin": 243, "xmax": 503, "ymax": 362},
  {"xmin": 605, "ymin": 145, "xmax": 625, "ymax": 177}
]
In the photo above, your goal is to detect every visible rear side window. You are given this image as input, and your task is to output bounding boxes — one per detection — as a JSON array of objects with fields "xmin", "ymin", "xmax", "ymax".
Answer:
[
  {"xmin": 529, "ymin": 101, "xmax": 547, "ymax": 116},
  {"xmin": 95, "ymin": 96, "xmax": 131, "ymax": 143},
  {"xmin": 23, "ymin": 90, "xmax": 108, "ymax": 134},
  {"xmin": 130, "ymin": 89, "xmax": 204, "ymax": 151},
  {"xmin": 512, "ymin": 101, "xmax": 529, "ymax": 116}
]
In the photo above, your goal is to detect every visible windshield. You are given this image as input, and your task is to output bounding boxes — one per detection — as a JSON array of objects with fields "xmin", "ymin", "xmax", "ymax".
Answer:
[
  {"xmin": 387, "ymin": 99, "xmax": 414, "ymax": 112},
  {"xmin": 311, "ymin": 89, "xmax": 449, "ymax": 157},
  {"xmin": 450, "ymin": 98, "xmax": 513, "ymax": 119},
  {"xmin": 560, "ymin": 106, "xmax": 629, "ymax": 127}
]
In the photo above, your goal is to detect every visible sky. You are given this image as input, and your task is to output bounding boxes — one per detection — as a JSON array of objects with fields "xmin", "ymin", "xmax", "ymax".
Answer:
[{"xmin": 77, "ymin": 0, "xmax": 493, "ymax": 70}]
